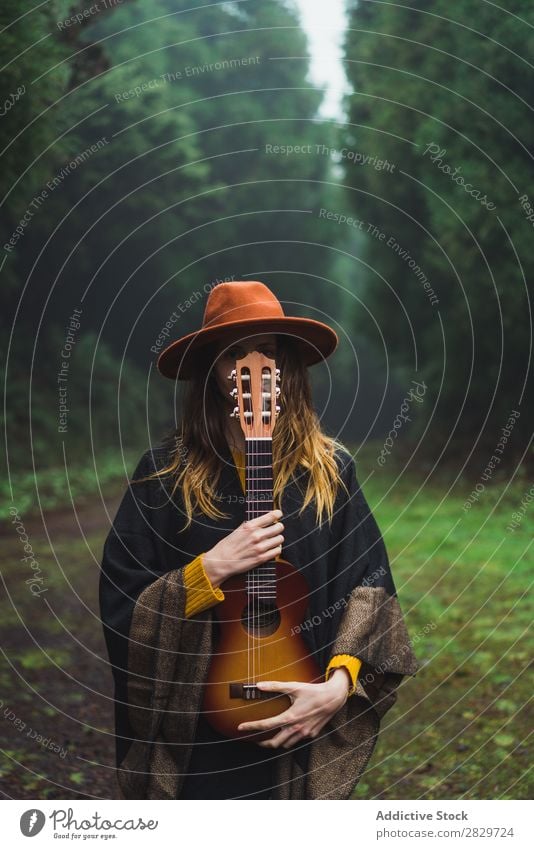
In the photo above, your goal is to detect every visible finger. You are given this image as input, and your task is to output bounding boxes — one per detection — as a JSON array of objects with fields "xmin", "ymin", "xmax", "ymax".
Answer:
[
  {"xmin": 255, "ymin": 544, "xmax": 283, "ymax": 564},
  {"xmin": 257, "ymin": 543, "xmax": 284, "ymax": 564},
  {"xmin": 238, "ymin": 706, "xmax": 294, "ymax": 733},
  {"xmin": 280, "ymin": 731, "xmax": 304, "ymax": 749},
  {"xmin": 256, "ymin": 680, "xmax": 299, "ymax": 694},
  {"xmin": 256, "ymin": 531, "xmax": 284, "ymax": 551},
  {"xmin": 258, "ymin": 726, "xmax": 301, "ymax": 749},
  {"xmin": 256, "ymin": 524, "xmax": 284, "ymax": 543},
  {"xmin": 247, "ymin": 510, "xmax": 283, "ymax": 528},
  {"xmin": 260, "ymin": 546, "xmax": 283, "ymax": 562}
]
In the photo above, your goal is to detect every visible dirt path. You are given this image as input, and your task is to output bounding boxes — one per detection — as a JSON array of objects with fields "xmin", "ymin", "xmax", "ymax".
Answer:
[
  {"xmin": 1, "ymin": 494, "xmax": 123, "ymax": 799},
  {"xmin": 2, "ymin": 475, "xmax": 531, "ymax": 800}
]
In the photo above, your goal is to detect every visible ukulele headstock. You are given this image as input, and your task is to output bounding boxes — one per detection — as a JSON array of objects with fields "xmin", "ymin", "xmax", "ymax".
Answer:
[{"xmin": 228, "ymin": 351, "xmax": 281, "ymax": 438}]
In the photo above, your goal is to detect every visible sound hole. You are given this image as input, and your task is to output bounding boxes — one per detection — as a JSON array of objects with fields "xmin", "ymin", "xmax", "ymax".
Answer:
[{"xmin": 241, "ymin": 600, "xmax": 281, "ymax": 636}]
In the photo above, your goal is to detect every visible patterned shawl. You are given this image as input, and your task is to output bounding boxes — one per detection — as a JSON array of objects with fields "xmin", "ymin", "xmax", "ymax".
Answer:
[{"xmin": 99, "ymin": 440, "xmax": 419, "ymax": 799}]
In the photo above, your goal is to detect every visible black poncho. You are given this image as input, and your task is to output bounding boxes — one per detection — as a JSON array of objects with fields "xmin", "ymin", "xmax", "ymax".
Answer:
[{"xmin": 99, "ymin": 439, "xmax": 419, "ymax": 799}]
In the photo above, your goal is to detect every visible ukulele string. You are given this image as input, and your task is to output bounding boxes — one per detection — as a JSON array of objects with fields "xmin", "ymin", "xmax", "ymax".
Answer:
[
  {"xmin": 252, "ymin": 435, "xmax": 255, "ymax": 690},
  {"xmin": 259, "ymin": 374, "xmax": 266, "ymax": 690},
  {"xmin": 252, "ymin": 436, "xmax": 258, "ymax": 689},
  {"xmin": 258, "ymin": 434, "xmax": 263, "ymax": 689},
  {"xmin": 243, "ymin": 368, "xmax": 251, "ymax": 693},
  {"xmin": 259, "ymin": 371, "xmax": 269, "ymax": 692},
  {"xmin": 255, "ymin": 397, "xmax": 260, "ymax": 688},
  {"xmin": 252, "ymin": 382, "xmax": 257, "ymax": 690},
  {"xmin": 253, "ymin": 433, "xmax": 259, "ymax": 690},
  {"xmin": 257, "ymin": 435, "xmax": 261, "ymax": 689},
  {"xmin": 246, "ymin": 364, "xmax": 274, "ymax": 695},
  {"xmin": 259, "ymin": 368, "xmax": 268, "ymax": 691},
  {"xmin": 246, "ymin": 430, "xmax": 250, "ymax": 690},
  {"xmin": 263, "ymin": 368, "xmax": 272, "ymax": 692},
  {"xmin": 255, "ymin": 440, "xmax": 258, "ymax": 689},
  {"xmin": 249, "ymin": 433, "xmax": 254, "ymax": 690}
]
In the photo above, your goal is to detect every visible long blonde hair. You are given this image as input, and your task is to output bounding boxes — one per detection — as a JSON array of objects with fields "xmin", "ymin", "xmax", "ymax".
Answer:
[{"xmin": 137, "ymin": 338, "xmax": 349, "ymax": 529}]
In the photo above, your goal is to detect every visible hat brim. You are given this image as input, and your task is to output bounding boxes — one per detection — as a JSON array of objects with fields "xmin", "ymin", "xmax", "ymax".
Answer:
[{"xmin": 156, "ymin": 316, "xmax": 338, "ymax": 380}]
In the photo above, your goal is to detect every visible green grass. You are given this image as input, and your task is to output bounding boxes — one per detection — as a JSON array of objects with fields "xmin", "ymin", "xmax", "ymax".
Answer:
[
  {"xmin": 349, "ymin": 443, "xmax": 532, "ymax": 799},
  {"xmin": 0, "ymin": 440, "xmax": 531, "ymax": 799},
  {"xmin": 1, "ymin": 449, "xmax": 140, "ymax": 516}
]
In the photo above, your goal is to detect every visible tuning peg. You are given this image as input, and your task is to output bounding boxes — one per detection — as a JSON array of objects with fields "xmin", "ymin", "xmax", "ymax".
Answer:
[
  {"xmin": 275, "ymin": 386, "xmax": 281, "ymax": 397},
  {"xmin": 230, "ymin": 406, "xmax": 240, "ymax": 418},
  {"xmin": 275, "ymin": 405, "xmax": 281, "ymax": 414},
  {"xmin": 227, "ymin": 368, "xmax": 237, "ymax": 381},
  {"xmin": 229, "ymin": 388, "xmax": 238, "ymax": 398},
  {"xmin": 275, "ymin": 368, "xmax": 280, "ymax": 378}
]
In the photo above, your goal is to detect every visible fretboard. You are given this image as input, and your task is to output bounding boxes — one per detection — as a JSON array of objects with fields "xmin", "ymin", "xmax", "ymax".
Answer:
[{"xmin": 245, "ymin": 437, "xmax": 276, "ymax": 599}]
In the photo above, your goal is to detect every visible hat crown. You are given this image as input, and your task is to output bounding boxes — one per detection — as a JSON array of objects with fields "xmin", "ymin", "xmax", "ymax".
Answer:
[
  {"xmin": 203, "ymin": 281, "xmax": 285, "ymax": 328},
  {"xmin": 156, "ymin": 279, "xmax": 338, "ymax": 379}
]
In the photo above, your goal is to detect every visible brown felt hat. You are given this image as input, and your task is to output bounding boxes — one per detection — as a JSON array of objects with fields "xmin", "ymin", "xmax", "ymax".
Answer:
[{"xmin": 157, "ymin": 280, "xmax": 338, "ymax": 380}]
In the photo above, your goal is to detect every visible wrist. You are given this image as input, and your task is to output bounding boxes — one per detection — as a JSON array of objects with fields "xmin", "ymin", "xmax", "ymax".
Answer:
[
  {"xmin": 326, "ymin": 666, "xmax": 351, "ymax": 698},
  {"xmin": 201, "ymin": 551, "xmax": 227, "ymax": 588}
]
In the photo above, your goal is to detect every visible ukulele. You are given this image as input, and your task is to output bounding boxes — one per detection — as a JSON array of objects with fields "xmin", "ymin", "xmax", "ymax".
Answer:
[{"xmin": 201, "ymin": 350, "xmax": 322, "ymax": 740}]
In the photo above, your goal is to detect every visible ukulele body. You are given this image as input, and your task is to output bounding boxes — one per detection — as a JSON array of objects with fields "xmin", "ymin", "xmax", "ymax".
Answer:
[{"xmin": 201, "ymin": 557, "xmax": 322, "ymax": 740}]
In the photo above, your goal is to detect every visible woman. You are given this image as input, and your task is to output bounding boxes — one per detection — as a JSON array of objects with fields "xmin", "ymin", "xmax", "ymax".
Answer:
[{"xmin": 99, "ymin": 280, "xmax": 419, "ymax": 800}]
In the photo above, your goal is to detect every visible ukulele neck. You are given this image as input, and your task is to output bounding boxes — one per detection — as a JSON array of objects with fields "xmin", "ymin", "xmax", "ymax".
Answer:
[
  {"xmin": 245, "ymin": 437, "xmax": 276, "ymax": 599},
  {"xmin": 245, "ymin": 437, "xmax": 273, "ymax": 516}
]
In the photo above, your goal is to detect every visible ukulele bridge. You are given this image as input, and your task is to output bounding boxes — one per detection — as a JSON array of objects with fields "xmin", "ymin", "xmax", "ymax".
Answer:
[{"xmin": 229, "ymin": 683, "xmax": 281, "ymax": 701}]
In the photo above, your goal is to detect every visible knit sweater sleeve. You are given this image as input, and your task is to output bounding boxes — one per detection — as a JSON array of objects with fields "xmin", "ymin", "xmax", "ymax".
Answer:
[
  {"xmin": 183, "ymin": 553, "xmax": 225, "ymax": 618},
  {"xmin": 325, "ymin": 655, "xmax": 362, "ymax": 697}
]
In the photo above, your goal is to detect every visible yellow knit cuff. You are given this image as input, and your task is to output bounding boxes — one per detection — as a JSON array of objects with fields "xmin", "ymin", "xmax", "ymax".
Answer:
[
  {"xmin": 325, "ymin": 654, "xmax": 362, "ymax": 697},
  {"xmin": 184, "ymin": 554, "xmax": 225, "ymax": 619}
]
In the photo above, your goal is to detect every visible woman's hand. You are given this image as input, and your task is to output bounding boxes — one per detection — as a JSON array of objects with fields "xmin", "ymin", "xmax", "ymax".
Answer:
[
  {"xmin": 236, "ymin": 668, "xmax": 351, "ymax": 749},
  {"xmin": 202, "ymin": 509, "xmax": 284, "ymax": 588}
]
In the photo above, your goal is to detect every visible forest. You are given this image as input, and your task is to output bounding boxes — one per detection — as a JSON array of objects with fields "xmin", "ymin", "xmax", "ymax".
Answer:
[
  {"xmin": 1, "ymin": 0, "xmax": 532, "ymax": 802},
  {"xmin": 2, "ymin": 0, "xmax": 531, "ymax": 507}
]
